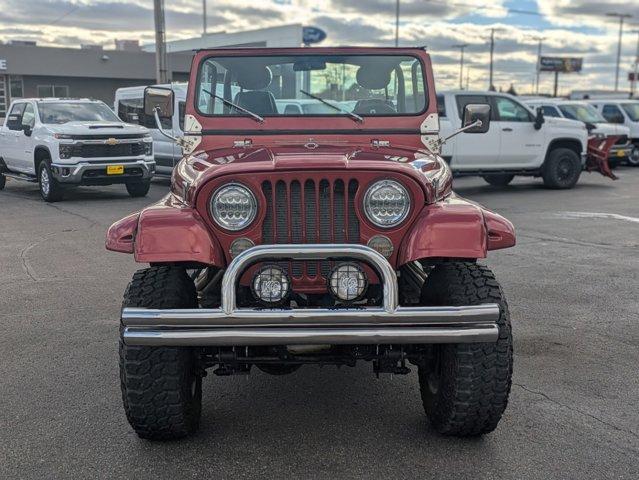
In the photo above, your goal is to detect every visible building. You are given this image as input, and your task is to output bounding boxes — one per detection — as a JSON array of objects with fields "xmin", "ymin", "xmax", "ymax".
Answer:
[
  {"xmin": 143, "ymin": 24, "xmax": 303, "ymax": 53},
  {"xmin": 0, "ymin": 24, "xmax": 304, "ymax": 118},
  {"xmin": 0, "ymin": 43, "xmax": 192, "ymax": 117}
]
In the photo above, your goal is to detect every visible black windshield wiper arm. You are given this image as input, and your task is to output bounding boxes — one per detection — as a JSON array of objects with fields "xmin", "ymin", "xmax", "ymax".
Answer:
[
  {"xmin": 202, "ymin": 88, "xmax": 264, "ymax": 123},
  {"xmin": 299, "ymin": 90, "xmax": 363, "ymax": 123}
]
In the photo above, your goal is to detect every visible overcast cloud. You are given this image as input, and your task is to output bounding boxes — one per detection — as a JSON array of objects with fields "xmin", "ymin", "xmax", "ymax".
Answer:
[{"xmin": 0, "ymin": 0, "xmax": 636, "ymax": 94}]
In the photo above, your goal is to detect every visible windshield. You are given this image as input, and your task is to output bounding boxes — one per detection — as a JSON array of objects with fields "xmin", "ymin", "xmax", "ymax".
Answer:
[
  {"xmin": 621, "ymin": 103, "xmax": 639, "ymax": 121},
  {"xmin": 558, "ymin": 104, "xmax": 605, "ymax": 123},
  {"xmin": 196, "ymin": 54, "xmax": 427, "ymax": 117},
  {"xmin": 38, "ymin": 102, "xmax": 121, "ymax": 124}
]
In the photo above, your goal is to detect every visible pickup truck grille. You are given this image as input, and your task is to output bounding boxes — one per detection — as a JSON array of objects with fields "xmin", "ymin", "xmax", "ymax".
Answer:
[
  {"xmin": 69, "ymin": 142, "xmax": 145, "ymax": 158},
  {"xmin": 261, "ymin": 178, "xmax": 360, "ymax": 278}
]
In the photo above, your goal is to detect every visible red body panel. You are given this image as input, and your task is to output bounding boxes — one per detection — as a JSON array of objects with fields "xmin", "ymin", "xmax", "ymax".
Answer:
[{"xmin": 105, "ymin": 47, "xmax": 516, "ymax": 274}]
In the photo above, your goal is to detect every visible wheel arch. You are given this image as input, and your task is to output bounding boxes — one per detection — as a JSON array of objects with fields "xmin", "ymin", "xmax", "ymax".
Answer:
[
  {"xmin": 545, "ymin": 137, "xmax": 582, "ymax": 161},
  {"xmin": 34, "ymin": 145, "xmax": 52, "ymax": 173}
]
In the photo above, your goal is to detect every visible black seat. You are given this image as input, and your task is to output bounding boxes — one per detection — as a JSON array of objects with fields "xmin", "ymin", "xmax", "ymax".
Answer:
[
  {"xmin": 353, "ymin": 99, "xmax": 396, "ymax": 115},
  {"xmin": 234, "ymin": 91, "xmax": 278, "ymax": 115}
]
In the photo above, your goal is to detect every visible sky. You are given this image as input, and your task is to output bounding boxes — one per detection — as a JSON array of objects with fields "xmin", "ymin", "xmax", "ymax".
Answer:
[{"xmin": 1, "ymin": 0, "xmax": 638, "ymax": 95}]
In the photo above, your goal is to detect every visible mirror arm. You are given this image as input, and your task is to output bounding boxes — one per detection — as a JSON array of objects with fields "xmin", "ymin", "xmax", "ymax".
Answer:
[
  {"xmin": 438, "ymin": 119, "xmax": 482, "ymax": 147},
  {"xmin": 153, "ymin": 107, "xmax": 178, "ymax": 142}
]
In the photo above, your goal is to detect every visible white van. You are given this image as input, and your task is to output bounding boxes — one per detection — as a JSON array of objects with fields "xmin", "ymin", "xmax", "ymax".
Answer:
[{"xmin": 115, "ymin": 83, "xmax": 187, "ymax": 175}]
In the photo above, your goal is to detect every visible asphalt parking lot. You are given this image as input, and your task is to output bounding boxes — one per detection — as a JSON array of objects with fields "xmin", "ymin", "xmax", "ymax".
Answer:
[{"xmin": 1, "ymin": 169, "xmax": 638, "ymax": 479}]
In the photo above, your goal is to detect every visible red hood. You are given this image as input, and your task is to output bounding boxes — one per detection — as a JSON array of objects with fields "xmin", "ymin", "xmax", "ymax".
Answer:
[{"xmin": 173, "ymin": 143, "xmax": 447, "ymax": 204}]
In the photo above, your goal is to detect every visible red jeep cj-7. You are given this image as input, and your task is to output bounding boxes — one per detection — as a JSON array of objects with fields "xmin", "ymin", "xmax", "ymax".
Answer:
[{"xmin": 107, "ymin": 47, "xmax": 516, "ymax": 440}]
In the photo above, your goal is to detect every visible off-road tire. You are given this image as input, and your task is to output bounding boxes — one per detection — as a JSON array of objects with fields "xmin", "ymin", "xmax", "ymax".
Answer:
[
  {"xmin": 119, "ymin": 266, "xmax": 201, "ymax": 440},
  {"xmin": 125, "ymin": 179, "xmax": 151, "ymax": 198},
  {"xmin": 418, "ymin": 262, "xmax": 512, "ymax": 437},
  {"xmin": 542, "ymin": 147, "xmax": 581, "ymax": 189},
  {"xmin": 0, "ymin": 173, "xmax": 5, "ymax": 190},
  {"xmin": 38, "ymin": 159, "xmax": 64, "ymax": 202},
  {"xmin": 482, "ymin": 174, "xmax": 515, "ymax": 187}
]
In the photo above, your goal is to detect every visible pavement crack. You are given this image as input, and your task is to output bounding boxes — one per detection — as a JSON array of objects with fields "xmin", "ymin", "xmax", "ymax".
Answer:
[
  {"xmin": 517, "ymin": 230, "xmax": 638, "ymax": 250},
  {"xmin": 19, "ymin": 242, "xmax": 39, "ymax": 282},
  {"xmin": 514, "ymin": 383, "xmax": 639, "ymax": 445},
  {"xmin": 46, "ymin": 203, "xmax": 99, "ymax": 227}
]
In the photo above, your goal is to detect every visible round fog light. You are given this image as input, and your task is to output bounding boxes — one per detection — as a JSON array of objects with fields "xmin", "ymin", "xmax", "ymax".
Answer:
[
  {"xmin": 329, "ymin": 262, "xmax": 368, "ymax": 302},
  {"xmin": 230, "ymin": 238, "xmax": 254, "ymax": 258},
  {"xmin": 367, "ymin": 235, "xmax": 393, "ymax": 258},
  {"xmin": 252, "ymin": 265, "xmax": 290, "ymax": 304}
]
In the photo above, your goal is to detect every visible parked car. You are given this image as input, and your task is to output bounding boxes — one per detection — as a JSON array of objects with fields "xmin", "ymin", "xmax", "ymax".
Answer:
[
  {"xmin": 0, "ymin": 98, "xmax": 155, "ymax": 201},
  {"xmin": 107, "ymin": 47, "xmax": 516, "ymax": 441},
  {"xmin": 586, "ymin": 99, "xmax": 639, "ymax": 165},
  {"xmin": 438, "ymin": 90, "xmax": 595, "ymax": 188},
  {"xmin": 115, "ymin": 83, "xmax": 187, "ymax": 175},
  {"xmin": 524, "ymin": 98, "xmax": 633, "ymax": 167}
]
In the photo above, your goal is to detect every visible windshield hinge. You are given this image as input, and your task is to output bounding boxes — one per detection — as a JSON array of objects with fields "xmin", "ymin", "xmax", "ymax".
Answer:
[
  {"xmin": 371, "ymin": 139, "xmax": 390, "ymax": 148},
  {"xmin": 233, "ymin": 139, "xmax": 252, "ymax": 148}
]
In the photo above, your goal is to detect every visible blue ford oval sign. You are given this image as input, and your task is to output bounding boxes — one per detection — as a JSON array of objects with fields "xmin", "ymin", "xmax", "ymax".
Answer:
[{"xmin": 303, "ymin": 26, "xmax": 327, "ymax": 45}]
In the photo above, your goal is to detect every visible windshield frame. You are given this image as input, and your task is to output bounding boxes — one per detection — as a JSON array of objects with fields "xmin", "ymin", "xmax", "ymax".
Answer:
[
  {"xmin": 37, "ymin": 101, "xmax": 121, "ymax": 124},
  {"xmin": 194, "ymin": 52, "xmax": 429, "ymax": 119}
]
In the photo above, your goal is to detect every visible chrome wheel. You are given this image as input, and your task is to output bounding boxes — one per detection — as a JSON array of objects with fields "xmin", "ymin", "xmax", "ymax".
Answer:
[
  {"xmin": 629, "ymin": 146, "xmax": 639, "ymax": 166},
  {"xmin": 40, "ymin": 166, "xmax": 50, "ymax": 196}
]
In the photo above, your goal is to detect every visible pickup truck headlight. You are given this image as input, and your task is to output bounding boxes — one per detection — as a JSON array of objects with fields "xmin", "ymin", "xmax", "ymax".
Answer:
[
  {"xmin": 209, "ymin": 183, "xmax": 257, "ymax": 231},
  {"xmin": 363, "ymin": 180, "xmax": 410, "ymax": 228},
  {"xmin": 143, "ymin": 136, "xmax": 153, "ymax": 155}
]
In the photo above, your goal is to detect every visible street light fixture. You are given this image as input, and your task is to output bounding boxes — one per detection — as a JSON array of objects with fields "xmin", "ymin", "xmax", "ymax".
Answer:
[
  {"xmin": 606, "ymin": 12, "xmax": 633, "ymax": 92},
  {"xmin": 452, "ymin": 44, "xmax": 469, "ymax": 90}
]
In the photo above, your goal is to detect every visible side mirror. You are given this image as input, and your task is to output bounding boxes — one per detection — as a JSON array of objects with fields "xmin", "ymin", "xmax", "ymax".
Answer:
[
  {"xmin": 22, "ymin": 124, "xmax": 32, "ymax": 136},
  {"xmin": 462, "ymin": 103, "xmax": 490, "ymax": 133},
  {"xmin": 534, "ymin": 107, "xmax": 545, "ymax": 130},
  {"xmin": 144, "ymin": 87, "xmax": 174, "ymax": 119}
]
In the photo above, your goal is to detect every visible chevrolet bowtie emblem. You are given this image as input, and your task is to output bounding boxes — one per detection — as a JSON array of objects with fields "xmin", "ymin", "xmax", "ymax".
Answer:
[{"xmin": 106, "ymin": 138, "xmax": 119, "ymax": 145}]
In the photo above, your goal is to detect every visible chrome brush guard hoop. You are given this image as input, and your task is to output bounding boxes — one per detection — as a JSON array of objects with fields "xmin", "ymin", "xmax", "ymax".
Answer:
[{"xmin": 121, "ymin": 244, "xmax": 500, "ymax": 346}]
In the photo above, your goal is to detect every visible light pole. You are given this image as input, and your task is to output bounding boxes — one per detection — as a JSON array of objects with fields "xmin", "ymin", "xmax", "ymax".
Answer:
[
  {"xmin": 488, "ymin": 28, "xmax": 499, "ymax": 91},
  {"xmin": 531, "ymin": 36, "xmax": 545, "ymax": 94},
  {"xmin": 153, "ymin": 0, "xmax": 168, "ymax": 84},
  {"xmin": 394, "ymin": 0, "xmax": 400, "ymax": 47},
  {"xmin": 203, "ymin": 0, "xmax": 207, "ymax": 35},
  {"xmin": 452, "ymin": 44, "xmax": 469, "ymax": 90},
  {"xmin": 607, "ymin": 13, "xmax": 632, "ymax": 91},
  {"xmin": 631, "ymin": 29, "xmax": 639, "ymax": 97}
]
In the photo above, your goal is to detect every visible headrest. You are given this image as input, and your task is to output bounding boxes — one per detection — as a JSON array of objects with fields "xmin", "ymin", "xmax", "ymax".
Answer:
[
  {"xmin": 356, "ymin": 66, "xmax": 391, "ymax": 90},
  {"xmin": 236, "ymin": 66, "xmax": 273, "ymax": 90}
]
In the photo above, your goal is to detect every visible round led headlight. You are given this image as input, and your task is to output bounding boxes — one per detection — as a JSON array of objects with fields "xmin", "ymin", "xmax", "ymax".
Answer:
[
  {"xmin": 328, "ymin": 262, "xmax": 368, "ymax": 302},
  {"xmin": 210, "ymin": 183, "xmax": 257, "ymax": 231},
  {"xmin": 252, "ymin": 265, "xmax": 290, "ymax": 304},
  {"xmin": 363, "ymin": 180, "xmax": 410, "ymax": 228}
]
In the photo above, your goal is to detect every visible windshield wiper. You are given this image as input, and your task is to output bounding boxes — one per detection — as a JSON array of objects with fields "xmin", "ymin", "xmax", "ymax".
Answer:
[
  {"xmin": 299, "ymin": 90, "xmax": 363, "ymax": 123},
  {"xmin": 202, "ymin": 88, "xmax": 264, "ymax": 123}
]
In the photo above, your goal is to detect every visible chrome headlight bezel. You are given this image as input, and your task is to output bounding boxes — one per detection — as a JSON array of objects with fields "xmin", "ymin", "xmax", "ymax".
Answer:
[
  {"xmin": 209, "ymin": 182, "xmax": 257, "ymax": 231},
  {"xmin": 363, "ymin": 179, "xmax": 411, "ymax": 228}
]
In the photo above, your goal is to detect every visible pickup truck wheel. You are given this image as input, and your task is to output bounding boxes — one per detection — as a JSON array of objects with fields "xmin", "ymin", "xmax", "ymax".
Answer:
[
  {"xmin": 418, "ymin": 262, "xmax": 512, "ymax": 437},
  {"xmin": 542, "ymin": 148, "xmax": 581, "ymax": 189},
  {"xmin": 482, "ymin": 174, "xmax": 514, "ymax": 186},
  {"xmin": 628, "ymin": 144, "xmax": 639, "ymax": 166},
  {"xmin": 38, "ymin": 160, "xmax": 64, "ymax": 202},
  {"xmin": 125, "ymin": 179, "xmax": 151, "ymax": 197},
  {"xmin": 0, "ymin": 173, "xmax": 5, "ymax": 190},
  {"xmin": 119, "ymin": 266, "xmax": 201, "ymax": 440}
]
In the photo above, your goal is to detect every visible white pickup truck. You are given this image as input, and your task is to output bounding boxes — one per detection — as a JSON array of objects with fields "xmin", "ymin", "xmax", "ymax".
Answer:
[
  {"xmin": 586, "ymin": 99, "xmax": 639, "ymax": 166},
  {"xmin": 438, "ymin": 90, "xmax": 589, "ymax": 188},
  {"xmin": 0, "ymin": 98, "xmax": 155, "ymax": 202}
]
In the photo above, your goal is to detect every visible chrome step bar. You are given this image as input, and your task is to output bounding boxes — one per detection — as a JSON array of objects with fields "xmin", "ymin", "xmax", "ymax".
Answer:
[{"xmin": 122, "ymin": 244, "xmax": 501, "ymax": 346}]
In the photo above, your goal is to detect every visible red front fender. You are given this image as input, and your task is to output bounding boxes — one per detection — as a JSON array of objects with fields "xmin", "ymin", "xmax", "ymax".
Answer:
[
  {"xmin": 397, "ymin": 195, "xmax": 515, "ymax": 265},
  {"xmin": 105, "ymin": 195, "xmax": 226, "ymax": 267}
]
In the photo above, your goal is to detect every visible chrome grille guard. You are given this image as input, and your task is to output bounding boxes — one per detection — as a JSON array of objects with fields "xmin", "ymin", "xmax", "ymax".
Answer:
[{"xmin": 121, "ymin": 244, "xmax": 500, "ymax": 346}]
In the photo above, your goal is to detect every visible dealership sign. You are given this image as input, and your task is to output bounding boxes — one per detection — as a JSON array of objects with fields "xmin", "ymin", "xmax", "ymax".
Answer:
[
  {"xmin": 303, "ymin": 26, "xmax": 327, "ymax": 45},
  {"xmin": 539, "ymin": 57, "xmax": 583, "ymax": 73}
]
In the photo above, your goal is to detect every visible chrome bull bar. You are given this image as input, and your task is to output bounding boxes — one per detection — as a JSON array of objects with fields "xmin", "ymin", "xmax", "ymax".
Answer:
[{"xmin": 121, "ymin": 244, "xmax": 500, "ymax": 346}]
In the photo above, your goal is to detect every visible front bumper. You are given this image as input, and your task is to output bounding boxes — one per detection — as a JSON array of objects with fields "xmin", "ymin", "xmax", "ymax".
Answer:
[
  {"xmin": 609, "ymin": 144, "xmax": 633, "ymax": 159},
  {"xmin": 121, "ymin": 244, "xmax": 500, "ymax": 347},
  {"xmin": 51, "ymin": 158, "xmax": 155, "ymax": 184}
]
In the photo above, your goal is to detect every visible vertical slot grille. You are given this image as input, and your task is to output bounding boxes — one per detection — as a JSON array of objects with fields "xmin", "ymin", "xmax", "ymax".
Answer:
[{"xmin": 261, "ymin": 177, "xmax": 360, "ymax": 279}]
